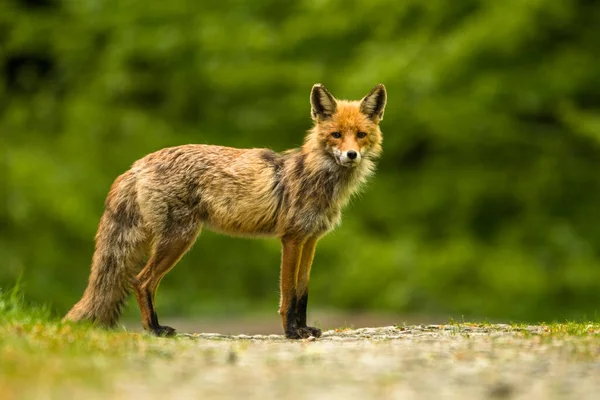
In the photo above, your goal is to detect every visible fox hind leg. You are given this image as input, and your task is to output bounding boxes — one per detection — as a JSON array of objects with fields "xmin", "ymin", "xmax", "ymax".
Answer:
[{"xmin": 133, "ymin": 229, "xmax": 199, "ymax": 337}]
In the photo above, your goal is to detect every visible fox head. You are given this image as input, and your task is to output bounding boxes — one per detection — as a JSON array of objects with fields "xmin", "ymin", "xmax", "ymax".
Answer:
[{"xmin": 307, "ymin": 83, "xmax": 386, "ymax": 168}]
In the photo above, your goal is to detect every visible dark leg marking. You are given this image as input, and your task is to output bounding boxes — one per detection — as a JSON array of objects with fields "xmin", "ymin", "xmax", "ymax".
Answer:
[
  {"xmin": 146, "ymin": 291, "xmax": 176, "ymax": 337},
  {"xmin": 295, "ymin": 292, "xmax": 321, "ymax": 338},
  {"xmin": 284, "ymin": 296, "xmax": 299, "ymax": 339},
  {"xmin": 296, "ymin": 292, "xmax": 308, "ymax": 328}
]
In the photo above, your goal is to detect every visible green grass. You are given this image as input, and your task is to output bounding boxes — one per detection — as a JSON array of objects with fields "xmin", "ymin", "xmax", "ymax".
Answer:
[
  {"xmin": 0, "ymin": 287, "xmax": 190, "ymax": 399},
  {"xmin": 443, "ymin": 315, "xmax": 600, "ymax": 336}
]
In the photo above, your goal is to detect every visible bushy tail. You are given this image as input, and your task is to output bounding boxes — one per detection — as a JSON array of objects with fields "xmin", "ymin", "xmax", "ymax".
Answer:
[{"xmin": 64, "ymin": 173, "xmax": 146, "ymax": 327}]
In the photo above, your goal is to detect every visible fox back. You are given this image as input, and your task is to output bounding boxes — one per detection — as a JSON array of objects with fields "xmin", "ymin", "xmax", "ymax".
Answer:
[{"xmin": 131, "ymin": 85, "xmax": 384, "ymax": 239}]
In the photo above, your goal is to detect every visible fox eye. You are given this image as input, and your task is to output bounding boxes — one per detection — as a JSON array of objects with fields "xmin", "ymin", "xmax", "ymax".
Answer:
[
  {"xmin": 331, "ymin": 131, "xmax": 342, "ymax": 139},
  {"xmin": 357, "ymin": 131, "xmax": 367, "ymax": 138}
]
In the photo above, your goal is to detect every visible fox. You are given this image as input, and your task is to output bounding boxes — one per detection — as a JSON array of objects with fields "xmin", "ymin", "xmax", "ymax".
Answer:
[{"xmin": 64, "ymin": 83, "xmax": 387, "ymax": 339}]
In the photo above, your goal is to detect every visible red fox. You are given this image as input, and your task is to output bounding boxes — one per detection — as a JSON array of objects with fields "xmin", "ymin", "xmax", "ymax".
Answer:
[{"xmin": 64, "ymin": 83, "xmax": 386, "ymax": 339}]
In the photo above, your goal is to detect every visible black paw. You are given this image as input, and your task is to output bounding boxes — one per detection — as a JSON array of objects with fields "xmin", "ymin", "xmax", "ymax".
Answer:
[
  {"xmin": 285, "ymin": 326, "xmax": 322, "ymax": 339},
  {"xmin": 150, "ymin": 325, "xmax": 176, "ymax": 337},
  {"xmin": 303, "ymin": 326, "xmax": 322, "ymax": 338},
  {"xmin": 285, "ymin": 330, "xmax": 302, "ymax": 339}
]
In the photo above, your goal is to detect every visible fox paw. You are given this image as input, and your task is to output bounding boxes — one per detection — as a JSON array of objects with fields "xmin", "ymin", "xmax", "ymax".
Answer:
[
  {"xmin": 285, "ymin": 326, "xmax": 322, "ymax": 339},
  {"xmin": 151, "ymin": 325, "xmax": 176, "ymax": 337},
  {"xmin": 302, "ymin": 326, "xmax": 322, "ymax": 338}
]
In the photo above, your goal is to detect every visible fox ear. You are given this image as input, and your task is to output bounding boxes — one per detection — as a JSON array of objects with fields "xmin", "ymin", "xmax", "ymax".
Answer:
[
  {"xmin": 310, "ymin": 84, "xmax": 337, "ymax": 121},
  {"xmin": 360, "ymin": 84, "xmax": 387, "ymax": 122}
]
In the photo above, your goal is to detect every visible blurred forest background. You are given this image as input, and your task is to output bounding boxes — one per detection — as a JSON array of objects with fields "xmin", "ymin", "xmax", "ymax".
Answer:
[{"xmin": 2, "ymin": 0, "xmax": 600, "ymax": 323}]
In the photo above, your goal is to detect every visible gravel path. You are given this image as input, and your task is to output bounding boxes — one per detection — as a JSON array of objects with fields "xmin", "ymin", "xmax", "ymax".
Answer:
[{"xmin": 111, "ymin": 324, "xmax": 600, "ymax": 399}]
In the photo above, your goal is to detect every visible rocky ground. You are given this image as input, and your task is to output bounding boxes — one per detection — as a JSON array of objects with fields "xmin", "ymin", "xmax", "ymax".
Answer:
[{"xmin": 109, "ymin": 324, "xmax": 600, "ymax": 399}]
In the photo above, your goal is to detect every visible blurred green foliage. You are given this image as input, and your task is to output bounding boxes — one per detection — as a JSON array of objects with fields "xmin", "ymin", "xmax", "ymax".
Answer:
[{"xmin": 2, "ymin": 0, "xmax": 600, "ymax": 321}]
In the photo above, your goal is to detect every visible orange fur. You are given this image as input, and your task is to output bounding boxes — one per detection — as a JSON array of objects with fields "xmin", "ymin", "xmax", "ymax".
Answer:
[{"xmin": 64, "ymin": 83, "xmax": 387, "ymax": 339}]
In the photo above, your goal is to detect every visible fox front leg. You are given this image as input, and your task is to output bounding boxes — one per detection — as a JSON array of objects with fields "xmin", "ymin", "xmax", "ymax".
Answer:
[
  {"xmin": 294, "ymin": 236, "xmax": 321, "ymax": 338},
  {"xmin": 279, "ymin": 236, "xmax": 316, "ymax": 339}
]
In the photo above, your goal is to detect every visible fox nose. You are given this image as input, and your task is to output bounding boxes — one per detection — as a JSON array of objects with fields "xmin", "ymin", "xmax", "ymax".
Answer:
[{"xmin": 347, "ymin": 150, "xmax": 357, "ymax": 160}]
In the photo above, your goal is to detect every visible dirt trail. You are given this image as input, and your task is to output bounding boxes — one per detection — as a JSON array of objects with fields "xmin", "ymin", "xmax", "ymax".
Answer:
[{"xmin": 114, "ymin": 324, "xmax": 600, "ymax": 399}]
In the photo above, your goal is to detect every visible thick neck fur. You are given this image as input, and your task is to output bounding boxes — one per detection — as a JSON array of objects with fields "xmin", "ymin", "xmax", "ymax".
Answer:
[
  {"xmin": 279, "ymin": 115, "xmax": 380, "ymax": 217},
  {"xmin": 273, "ymin": 126, "xmax": 378, "ymax": 236},
  {"xmin": 297, "ymin": 133, "xmax": 376, "ymax": 208}
]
